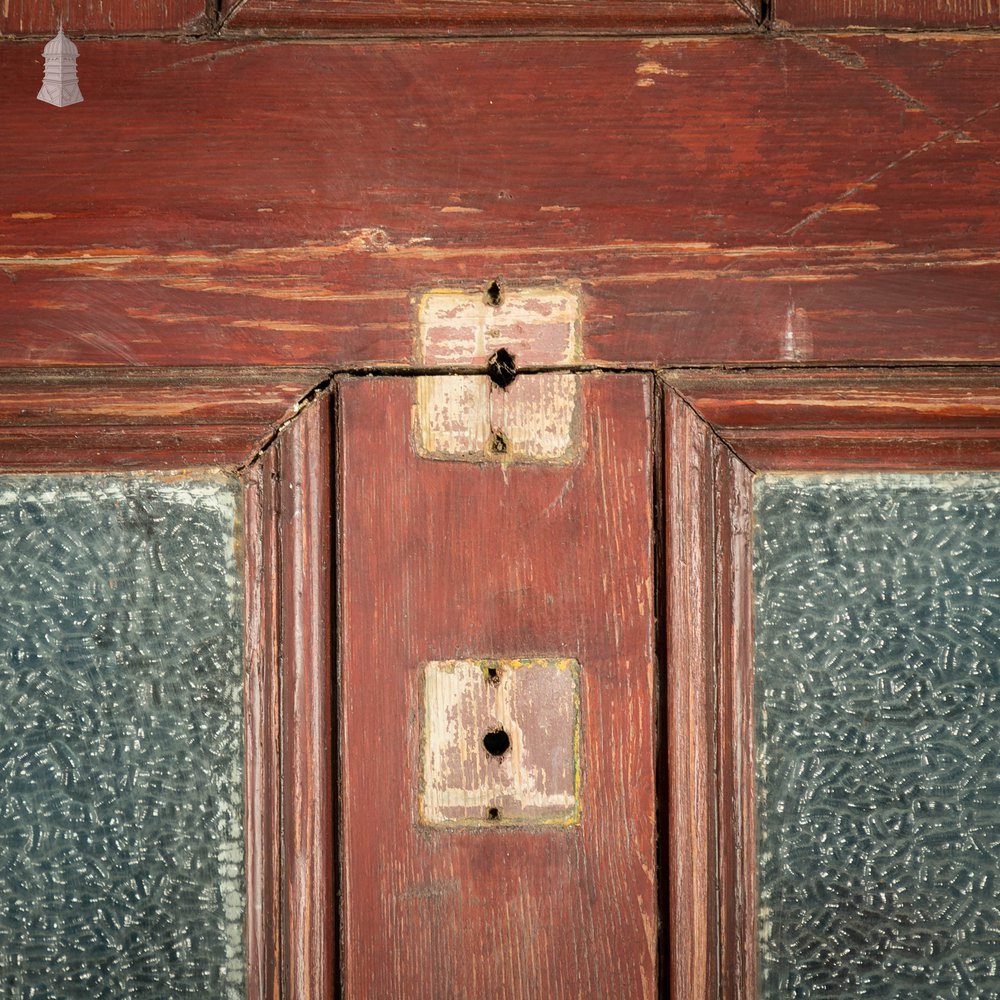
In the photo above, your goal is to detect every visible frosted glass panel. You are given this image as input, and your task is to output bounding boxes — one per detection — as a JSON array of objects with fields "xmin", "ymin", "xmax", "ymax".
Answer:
[
  {"xmin": 0, "ymin": 476, "xmax": 244, "ymax": 998},
  {"xmin": 754, "ymin": 475, "xmax": 1000, "ymax": 999}
]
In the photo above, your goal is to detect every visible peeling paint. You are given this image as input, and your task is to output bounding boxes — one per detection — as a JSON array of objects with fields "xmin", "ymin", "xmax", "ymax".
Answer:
[
  {"xmin": 415, "ymin": 285, "xmax": 582, "ymax": 464},
  {"xmin": 420, "ymin": 658, "xmax": 581, "ymax": 828}
]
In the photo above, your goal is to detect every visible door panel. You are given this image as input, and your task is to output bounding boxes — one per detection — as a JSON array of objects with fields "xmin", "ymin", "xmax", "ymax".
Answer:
[
  {"xmin": 0, "ymin": 474, "xmax": 245, "ymax": 998},
  {"xmin": 753, "ymin": 474, "xmax": 1000, "ymax": 998},
  {"xmin": 337, "ymin": 373, "xmax": 658, "ymax": 999}
]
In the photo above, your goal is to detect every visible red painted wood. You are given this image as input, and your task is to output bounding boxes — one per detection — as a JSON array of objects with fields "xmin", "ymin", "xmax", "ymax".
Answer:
[
  {"xmin": 712, "ymin": 443, "xmax": 756, "ymax": 1000},
  {"xmin": 221, "ymin": 0, "xmax": 755, "ymax": 36},
  {"xmin": 774, "ymin": 0, "xmax": 1000, "ymax": 28},
  {"xmin": 670, "ymin": 368, "xmax": 1000, "ymax": 470},
  {"xmin": 242, "ymin": 454, "xmax": 283, "ymax": 1000},
  {"xmin": 664, "ymin": 390, "xmax": 720, "ymax": 1000},
  {"xmin": 1, "ymin": 1, "xmax": 210, "ymax": 35},
  {"xmin": 3, "ymin": 37, "xmax": 1000, "ymax": 365},
  {"xmin": 0, "ymin": 368, "xmax": 324, "ymax": 469},
  {"xmin": 276, "ymin": 397, "xmax": 336, "ymax": 1000},
  {"xmin": 337, "ymin": 373, "xmax": 658, "ymax": 998}
]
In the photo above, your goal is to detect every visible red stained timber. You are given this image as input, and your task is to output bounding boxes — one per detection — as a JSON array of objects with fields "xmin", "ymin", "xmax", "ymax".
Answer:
[
  {"xmin": 220, "ymin": 0, "xmax": 756, "ymax": 37},
  {"xmin": 1, "ymin": 1, "xmax": 210, "ymax": 35},
  {"xmin": 774, "ymin": 0, "xmax": 1000, "ymax": 29},
  {"xmin": 4, "ymin": 37, "xmax": 1000, "ymax": 365},
  {"xmin": 337, "ymin": 373, "xmax": 658, "ymax": 999}
]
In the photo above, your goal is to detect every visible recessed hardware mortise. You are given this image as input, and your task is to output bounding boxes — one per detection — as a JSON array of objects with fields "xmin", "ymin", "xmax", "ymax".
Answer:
[
  {"xmin": 485, "ymin": 279, "xmax": 503, "ymax": 306},
  {"xmin": 420, "ymin": 658, "xmax": 581, "ymax": 827}
]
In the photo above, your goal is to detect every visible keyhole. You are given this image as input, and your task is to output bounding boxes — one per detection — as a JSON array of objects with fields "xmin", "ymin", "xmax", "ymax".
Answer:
[
  {"xmin": 487, "ymin": 348, "xmax": 517, "ymax": 389},
  {"xmin": 483, "ymin": 728, "xmax": 510, "ymax": 758}
]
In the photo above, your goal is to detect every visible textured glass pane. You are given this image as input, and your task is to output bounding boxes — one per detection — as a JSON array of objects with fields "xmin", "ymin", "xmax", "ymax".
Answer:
[
  {"xmin": 754, "ymin": 475, "xmax": 1000, "ymax": 999},
  {"xmin": 0, "ymin": 476, "xmax": 244, "ymax": 999}
]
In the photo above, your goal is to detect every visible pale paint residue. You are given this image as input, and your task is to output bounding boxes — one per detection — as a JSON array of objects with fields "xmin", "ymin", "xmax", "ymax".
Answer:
[
  {"xmin": 420, "ymin": 658, "xmax": 580, "ymax": 827},
  {"xmin": 781, "ymin": 303, "xmax": 813, "ymax": 361},
  {"xmin": 418, "ymin": 285, "xmax": 581, "ymax": 366},
  {"xmin": 415, "ymin": 373, "xmax": 580, "ymax": 464},
  {"xmin": 416, "ymin": 286, "xmax": 582, "ymax": 464},
  {"xmin": 10, "ymin": 212, "xmax": 56, "ymax": 220},
  {"xmin": 827, "ymin": 201, "xmax": 879, "ymax": 213},
  {"xmin": 635, "ymin": 60, "xmax": 689, "ymax": 78}
]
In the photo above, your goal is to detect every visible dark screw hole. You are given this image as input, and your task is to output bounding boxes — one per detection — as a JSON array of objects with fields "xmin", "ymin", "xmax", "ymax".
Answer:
[
  {"xmin": 487, "ymin": 807, "xmax": 501, "ymax": 821},
  {"xmin": 489, "ymin": 431, "xmax": 509, "ymax": 455},
  {"xmin": 485, "ymin": 279, "xmax": 503, "ymax": 307},
  {"xmin": 483, "ymin": 728, "xmax": 511, "ymax": 757},
  {"xmin": 487, "ymin": 348, "xmax": 517, "ymax": 389},
  {"xmin": 486, "ymin": 666, "xmax": 500, "ymax": 685}
]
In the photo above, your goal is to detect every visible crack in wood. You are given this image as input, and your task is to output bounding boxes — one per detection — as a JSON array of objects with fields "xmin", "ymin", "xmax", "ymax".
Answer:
[{"xmin": 783, "ymin": 96, "xmax": 1000, "ymax": 238}]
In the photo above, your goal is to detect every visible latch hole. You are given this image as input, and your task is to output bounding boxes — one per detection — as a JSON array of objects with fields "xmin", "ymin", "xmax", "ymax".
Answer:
[
  {"xmin": 487, "ymin": 348, "xmax": 517, "ymax": 389},
  {"xmin": 486, "ymin": 666, "xmax": 500, "ymax": 685},
  {"xmin": 485, "ymin": 279, "xmax": 503, "ymax": 307},
  {"xmin": 483, "ymin": 728, "xmax": 511, "ymax": 758},
  {"xmin": 487, "ymin": 807, "xmax": 501, "ymax": 821},
  {"xmin": 489, "ymin": 431, "xmax": 509, "ymax": 455}
]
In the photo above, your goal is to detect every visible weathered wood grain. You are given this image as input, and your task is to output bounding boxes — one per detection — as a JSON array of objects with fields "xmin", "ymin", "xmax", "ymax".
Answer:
[
  {"xmin": 337, "ymin": 373, "xmax": 657, "ymax": 998},
  {"xmin": 669, "ymin": 368, "xmax": 1000, "ymax": 470},
  {"xmin": 3, "ymin": 36, "xmax": 1000, "ymax": 365},
  {"xmin": 664, "ymin": 389, "xmax": 720, "ymax": 1000},
  {"xmin": 774, "ymin": 0, "xmax": 1000, "ymax": 28},
  {"xmin": 275, "ymin": 396, "xmax": 336, "ymax": 1000},
  {"xmin": 242, "ymin": 453, "xmax": 283, "ymax": 1000},
  {"xmin": 712, "ymin": 442, "xmax": 756, "ymax": 1000},
  {"xmin": 220, "ymin": 0, "xmax": 756, "ymax": 36},
  {"xmin": 1, "ymin": 1, "xmax": 210, "ymax": 35},
  {"xmin": 0, "ymin": 367, "xmax": 324, "ymax": 469}
]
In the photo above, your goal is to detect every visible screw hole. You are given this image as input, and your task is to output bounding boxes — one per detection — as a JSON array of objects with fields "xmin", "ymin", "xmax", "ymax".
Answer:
[
  {"xmin": 487, "ymin": 807, "xmax": 501, "ymax": 821},
  {"xmin": 483, "ymin": 728, "xmax": 511, "ymax": 758},
  {"xmin": 489, "ymin": 431, "xmax": 509, "ymax": 456},
  {"xmin": 487, "ymin": 348, "xmax": 517, "ymax": 389},
  {"xmin": 485, "ymin": 279, "xmax": 503, "ymax": 307}
]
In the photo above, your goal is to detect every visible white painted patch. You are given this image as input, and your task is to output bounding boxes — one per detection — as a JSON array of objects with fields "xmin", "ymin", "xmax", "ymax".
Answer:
[
  {"xmin": 420, "ymin": 658, "xmax": 581, "ymax": 827},
  {"xmin": 415, "ymin": 286, "xmax": 582, "ymax": 463}
]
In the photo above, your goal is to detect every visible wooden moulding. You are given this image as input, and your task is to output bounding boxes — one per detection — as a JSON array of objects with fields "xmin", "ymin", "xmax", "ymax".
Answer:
[
  {"xmin": 219, "ymin": 0, "xmax": 757, "ymax": 36},
  {"xmin": 0, "ymin": 0, "xmax": 210, "ymax": 35},
  {"xmin": 772, "ymin": 0, "xmax": 1000, "ymax": 29},
  {"xmin": 667, "ymin": 367, "xmax": 1000, "ymax": 471},
  {"xmin": 661, "ymin": 365, "xmax": 1000, "ymax": 1000},
  {"xmin": 242, "ymin": 391, "xmax": 336, "ymax": 1000},
  {"xmin": 663, "ymin": 387, "xmax": 756, "ymax": 1000},
  {"xmin": 244, "ymin": 395, "xmax": 336, "ymax": 1000},
  {"xmin": 0, "ymin": 367, "xmax": 327, "ymax": 471}
]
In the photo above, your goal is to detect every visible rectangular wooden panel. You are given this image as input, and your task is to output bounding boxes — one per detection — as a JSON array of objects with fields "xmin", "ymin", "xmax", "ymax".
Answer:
[
  {"xmin": 774, "ymin": 0, "xmax": 1000, "ymax": 28},
  {"xmin": 221, "ymin": 0, "xmax": 756, "ymax": 36},
  {"xmin": 1, "ymin": 1, "xmax": 210, "ymax": 35},
  {"xmin": 337, "ymin": 372, "xmax": 657, "ymax": 998},
  {"xmin": 4, "ymin": 36, "xmax": 1000, "ymax": 366}
]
